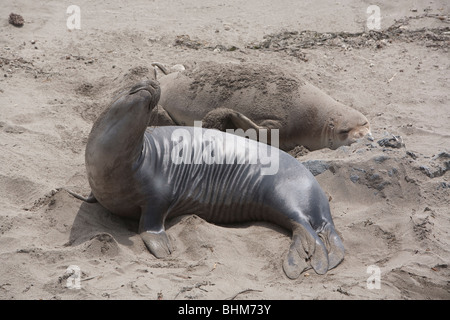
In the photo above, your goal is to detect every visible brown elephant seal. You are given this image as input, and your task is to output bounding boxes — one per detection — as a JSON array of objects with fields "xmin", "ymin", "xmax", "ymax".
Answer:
[
  {"xmin": 151, "ymin": 61, "xmax": 372, "ymax": 151},
  {"xmin": 74, "ymin": 79, "xmax": 345, "ymax": 279}
]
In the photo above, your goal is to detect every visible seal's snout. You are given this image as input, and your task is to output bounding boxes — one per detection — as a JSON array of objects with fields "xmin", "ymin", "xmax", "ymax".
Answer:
[
  {"xmin": 347, "ymin": 123, "xmax": 372, "ymax": 144},
  {"xmin": 352, "ymin": 126, "xmax": 367, "ymax": 137},
  {"xmin": 128, "ymin": 80, "xmax": 160, "ymax": 96},
  {"xmin": 365, "ymin": 131, "xmax": 374, "ymax": 141},
  {"xmin": 128, "ymin": 80, "xmax": 161, "ymax": 107}
]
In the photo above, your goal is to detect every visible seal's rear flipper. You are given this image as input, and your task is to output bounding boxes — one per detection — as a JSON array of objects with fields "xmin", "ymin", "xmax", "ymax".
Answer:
[
  {"xmin": 282, "ymin": 235, "xmax": 310, "ymax": 279},
  {"xmin": 140, "ymin": 231, "xmax": 173, "ymax": 258},
  {"xmin": 151, "ymin": 62, "xmax": 170, "ymax": 75},
  {"xmin": 282, "ymin": 222, "xmax": 329, "ymax": 279},
  {"xmin": 319, "ymin": 224, "xmax": 345, "ymax": 270},
  {"xmin": 64, "ymin": 188, "xmax": 98, "ymax": 203},
  {"xmin": 151, "ymin": 62, "xmax": 185, "ymax": 80}
]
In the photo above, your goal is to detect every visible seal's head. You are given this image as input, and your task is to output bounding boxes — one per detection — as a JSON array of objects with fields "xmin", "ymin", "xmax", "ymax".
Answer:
[
  {"xmin": 322, "ymin": 104, "xmax": 372, "ymax": 150},
  {"xmin": 116, "ymin": 79, "xmax": 161, "ymax": 124},
  {"xmin": 90, "ymin": 79, "xmax": 160, "ymax": 140},
  {"xmin": 86, "ymin": 79, "xmax": 161, "ymax": 169}
]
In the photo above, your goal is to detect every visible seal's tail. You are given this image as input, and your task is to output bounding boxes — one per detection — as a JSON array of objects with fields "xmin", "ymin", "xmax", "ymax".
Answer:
[{"xmin": 64, "ymin": 188, "xmax": 98, "ymax": 203}]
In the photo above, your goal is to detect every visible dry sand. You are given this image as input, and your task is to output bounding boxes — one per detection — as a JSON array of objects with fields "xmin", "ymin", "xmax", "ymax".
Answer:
[{"xmin": 0, "ymin": 0, "xmax": 449, "ymax": 300}]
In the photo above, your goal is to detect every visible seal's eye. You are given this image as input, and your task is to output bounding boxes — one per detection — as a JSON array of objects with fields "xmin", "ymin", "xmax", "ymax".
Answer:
[{"xmin": 338, "ymin": 129, "xmax": 350, "ymax": 135}]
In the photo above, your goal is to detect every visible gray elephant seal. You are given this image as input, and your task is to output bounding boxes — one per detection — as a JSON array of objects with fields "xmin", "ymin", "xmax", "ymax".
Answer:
[
  {"xmin": 79, "ymin": 79, "xmax": 345, "ymax": 279},
  {"xmin": 152, "ymin": 61, "xmax": 372, "ymax": 151}
]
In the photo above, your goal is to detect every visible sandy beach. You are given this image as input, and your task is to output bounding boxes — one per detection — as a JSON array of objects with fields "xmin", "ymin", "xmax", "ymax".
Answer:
[{"xmin": 0, "ymin": 0, "xmax": 449, "ymax": 299}]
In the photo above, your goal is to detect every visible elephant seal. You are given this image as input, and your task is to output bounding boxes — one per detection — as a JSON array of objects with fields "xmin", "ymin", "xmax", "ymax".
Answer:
[
  {"xmin": 151, "ymin": 61, "xmax": 372, "ymax": 151},
  {"xmin": 77, "ymin": 79, "xmax": 345, "ymax": 279}
]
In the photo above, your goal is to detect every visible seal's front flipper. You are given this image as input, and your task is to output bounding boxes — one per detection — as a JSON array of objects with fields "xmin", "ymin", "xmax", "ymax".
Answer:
[
  {"xmin": 229, "ymin": 112, "xmax": 282, "ymax": 146},
  {"xmin": 138, "ymin": 204, "xmax": 173, "ymax": 258},
  {"xmin": 202, "ymin": 108, "xmax": 242, "ymax": 131},
  {"xmin": 140, "ymin": 230, "xmax": 173, "ymax": 258},
  {"xmin": 282, "ymin": 222, "xmax": 329, "ymax": 279},
  {"xmin": 65, "ymin": 189, "xmax": 98, "ymax": 203},
  {"xmin": 202, "ymin": 108, "xmax": 282, "ymax": 146},
  {"xmin": 202, "ymin": 108, "xmax": 264, "ymax": 132}
]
